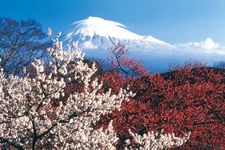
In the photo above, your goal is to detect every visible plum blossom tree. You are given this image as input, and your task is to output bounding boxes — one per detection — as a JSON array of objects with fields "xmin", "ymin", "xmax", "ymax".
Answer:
[
  {"xmin": 108, "ymin": 43, "xmax": 149, "ymax": 77},
  {"xmin": 0, "ymin": 17, "xmax": 49, "ymax": 76},
  {"xmin": 0, "ymin": 33, "xmax": 190, "ymax": 150}
]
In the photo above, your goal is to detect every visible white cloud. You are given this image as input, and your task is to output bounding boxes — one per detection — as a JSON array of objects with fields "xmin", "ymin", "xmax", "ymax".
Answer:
[
  {"xmin": 81, "ymin": 41, "xmax": 98, "ymax": 49},
  {"xmin": 201, "ymin": 38, "xmax": 220, "ymax": 49},
  {"xmin": 178, "ymin": 37, "xmax": 220, "ymax": 50},
  {"xmin": 131, "ymin": 38, "xmax": 225, "ymax": 70},
  {"xmin": 175, "ymin": 37, "xmax": 225, "ymax": 55}
]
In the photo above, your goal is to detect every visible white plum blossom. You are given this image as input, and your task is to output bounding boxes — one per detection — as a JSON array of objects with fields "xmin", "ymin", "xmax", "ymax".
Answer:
[
  {"xmin": 0, "ymin": 33, "xmax": 190, "ymax": 150},
  {"xmin": 126, "ymin": 130, "xmax": 191, "ymax": 150}
]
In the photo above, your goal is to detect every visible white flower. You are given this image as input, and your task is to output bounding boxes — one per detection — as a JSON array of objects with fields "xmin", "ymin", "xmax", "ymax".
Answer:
[
  {"xmin": 0, "ymin": 33, "xmax": 190, "ymax": 150},
  {"xmin": 48, "ymin": 28, "xmax": 52, "ymax": 37}
]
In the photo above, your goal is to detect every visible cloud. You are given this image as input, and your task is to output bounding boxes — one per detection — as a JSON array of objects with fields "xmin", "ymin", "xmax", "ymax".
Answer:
[
  {"xmin": 201, "ymin": 38, "xmax": 220, "ymax": 50},
  {"xmin": 176, "ymin": 37, "xmax": 225, "ymax": 55},
  {"xmin": 177, "ymin": 37, "xmax": 220, "ymax": 50},
  {"xmin": 81, "ymin": 37, "xmax": 225, "ymax": 72},
  {"xmin": 81, "ymin": 41, "xmax": 98, "ymax": 49},
  {"xmin": 130, "ymin": 37, "xmax": 225, "ymax": 71}
]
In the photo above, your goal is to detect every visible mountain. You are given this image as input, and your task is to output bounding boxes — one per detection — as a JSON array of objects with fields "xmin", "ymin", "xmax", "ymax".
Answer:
[{"xmin": 64, "ymin": 16, "xmax": 173, "ymax": 50}]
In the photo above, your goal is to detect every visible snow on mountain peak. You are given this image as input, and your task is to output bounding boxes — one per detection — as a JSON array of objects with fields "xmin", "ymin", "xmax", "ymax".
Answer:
[
  {"xmin": 70, "ymin": 16, "xmax": 141, "ymax": 40},
  {"xmin": 75, "ymin": 16, "xmax": 126, "ymax": 28},
  {"xmin": 64, "ymin": 16, "xmax": 173, "ymax": 49}
]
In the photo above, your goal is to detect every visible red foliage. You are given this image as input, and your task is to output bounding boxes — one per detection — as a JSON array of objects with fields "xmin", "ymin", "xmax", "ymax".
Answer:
[
  {"xmin": 63, "ymin": 55, "xmax": 225, "ymax": 149},
  {"xmin": 108, "ymin": 43, "xmax": 149, "ymax": 77},
  {"xmin": 100, "ymin": 71, "xmax": 126, "ymax": 93},
  {"xmin": 100, "ymin": 62, "xmax": 225, "ymax": 149}
]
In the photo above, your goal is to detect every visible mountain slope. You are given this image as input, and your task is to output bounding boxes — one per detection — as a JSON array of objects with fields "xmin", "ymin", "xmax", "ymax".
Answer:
[{"xmin": 64, "ymin": 16, "xmax": 173, "ymax": 49}]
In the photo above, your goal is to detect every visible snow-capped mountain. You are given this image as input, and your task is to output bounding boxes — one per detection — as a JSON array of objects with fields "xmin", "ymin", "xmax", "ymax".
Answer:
[{"xmin": 64, "ymin": 16, "xmax": 173, "ymax": 50}]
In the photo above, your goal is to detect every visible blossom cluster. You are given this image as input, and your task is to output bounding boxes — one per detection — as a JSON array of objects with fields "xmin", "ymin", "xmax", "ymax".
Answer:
[
  {"xmin": 126, "ymin": 130, "xmax": 190, "ymax": 150},
  {"xmin": 0, "ymin": 33, "xmax": 190, "ymax": 149}
]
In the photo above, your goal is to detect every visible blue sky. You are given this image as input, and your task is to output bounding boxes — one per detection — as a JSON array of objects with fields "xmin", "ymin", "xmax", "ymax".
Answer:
[{"xmin": 1, "ymin": 0, "xmax": 225, "ymax": 45}]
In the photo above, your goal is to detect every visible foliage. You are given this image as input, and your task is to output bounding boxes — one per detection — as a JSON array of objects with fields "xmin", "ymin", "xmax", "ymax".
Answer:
[
  {"xmin": 108, "ymin": 43, "xmax": 149, "ymax": 77},
  {"xmin": 0, "ymin": 35, "xmax": 190, "ymax": 150},
  {"xmin": 0, "ymin": 17, "xmax": 48, "ymax": 76},
  {"xmin": 100, "ymin": 60, "xmax": 225, "ymax": 149}
]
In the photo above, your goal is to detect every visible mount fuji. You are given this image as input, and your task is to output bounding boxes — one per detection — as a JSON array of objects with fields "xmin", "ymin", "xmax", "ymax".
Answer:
[
  {"xmin": 64, "ymin": 16, "xmax": 173, "ymax": 50},
  {"xmin": 63, "ymin": 16, "xmax": 225, "ymax": 72}
]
